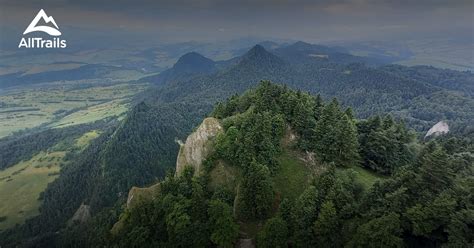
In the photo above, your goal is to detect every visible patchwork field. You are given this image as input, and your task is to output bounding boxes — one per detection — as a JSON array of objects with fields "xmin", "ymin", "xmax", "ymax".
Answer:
[
  {"xmin": 0, "ymin": 82, "xmax": 148, "ymax": 137},
  {"xmin": 0, "ymin": 151, "xmax": 63, "ymax": 230},
  {"xmin": 0, "ymin": 131, "xmax": 100, "ymax": 230}
]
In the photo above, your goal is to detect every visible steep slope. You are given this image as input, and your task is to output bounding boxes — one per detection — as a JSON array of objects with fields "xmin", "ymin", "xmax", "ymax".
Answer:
[
  {"xmin": 140, "ymin": 52, "xmax": 216, "ymax": 84},
  {"xmin": 4, "ymin": 42, "xmax": 472, "ymax": 247},
  {"xmin": 146, "ymin": 42, "xmax": 473, "ymax": 132},
  {"xmin": 175, "ymin": 117, "xmax": 223, "ymax": 176},
  {"xmin": 108, "ymin": 82, "xmax": 473, "ymax": 247}
]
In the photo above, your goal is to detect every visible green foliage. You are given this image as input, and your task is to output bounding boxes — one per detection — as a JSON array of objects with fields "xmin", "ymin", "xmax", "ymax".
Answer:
[
  {"xmin": 3, "ymin": 80, "xmax": 473, "ymax": 248},
  {"xmin": 358, "ymin": 115, "xmax": 414, "ymax": 174},
  {"xmin": 257, "ymin": 217, "xmax": 289, "ymax": 248},
  {"xmin": 208, "ymin": 200, "xmax": 239, "ymax": 248},
  {"xmin": 406, "ymin": 192, "xmax": 456, "ymax": 237},
  {"xmin": 313, "ymin": 98, "xmax": 360, "ymax": 167},
  {"xmin": 313, "ymin": 201, "xmax": 341, "ymax": 247},
  {"xmin": 237, "ymin": 161, "xmax": 274, "ymax": 220},
  {"xmin": 215, "ymin": 108, "xmax": 284, "ymax": 170},
  {"xmin": 348, "ymin": 213, "xmax": 403, "ymax": 248}
]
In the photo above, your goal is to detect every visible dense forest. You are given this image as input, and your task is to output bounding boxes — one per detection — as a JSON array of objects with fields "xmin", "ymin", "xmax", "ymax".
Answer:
[
  {"xmin": 1, "ymin": 42, "xmax": 473, "ymax": 247},
  {"xmin": 45, "ymin": 81, "xmax": 472, "ymax": 247}
]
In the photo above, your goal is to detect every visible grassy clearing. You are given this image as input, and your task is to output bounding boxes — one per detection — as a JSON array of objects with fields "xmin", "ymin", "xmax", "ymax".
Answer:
[
  {"xmin": 337, "ymin": 165, "xmax": 385, "ymax": 189},
  {"xmin": 50, "ymin": 99, "xmax": 129, "ymax": 128},
  {"xmin": 0, "ymin": 151, "xmax": 64, "ymax": 230},
  {"xmin": 273, "ymin": 150, "xmax": 311, "ymax": 201},
  {"xmin": 74, "ymin": 130, "xmax": 101, "ymax": 149}
]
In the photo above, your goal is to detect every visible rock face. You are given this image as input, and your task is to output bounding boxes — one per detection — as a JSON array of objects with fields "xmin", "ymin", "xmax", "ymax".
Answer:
[
  {"xmin": 176, "ymin": 117, "xmax": 223, "ymax": 176},
  {"xmin": 126, "ymin": 183, "xmax": 161, "ymax": 209},
  {"xmin": 425, "ymin": 121, "xmax": 449, "ymax": 138},
  {"xmin": 68, "ymin": 203, "xmax": 91, "ymax": 226}
]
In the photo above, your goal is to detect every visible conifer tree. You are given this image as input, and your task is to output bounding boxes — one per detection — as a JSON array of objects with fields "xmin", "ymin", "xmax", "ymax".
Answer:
[
  {"xmin": 314, "ymin": 201, "xmax": 341, "ymax": 247},
  {"xmin": 238, "ymin": 161, "xmax": 274, "ymax": 220}
]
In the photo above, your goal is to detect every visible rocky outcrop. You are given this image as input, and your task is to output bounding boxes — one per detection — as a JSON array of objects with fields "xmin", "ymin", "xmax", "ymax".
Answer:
[
  {"xmin": 425, "ymin": 121, "xmax": 449, "ymax": 138},
  {"xmin": 126, "ymin": 183, "xmax": 161, "ymax": 209},
  {"xmin": 68, "ymin": 203, "xmax": 91, "ymax": 226},
  {"xmin": 176, "ymin": 117, "xmax": 223, "ymax": 176}
]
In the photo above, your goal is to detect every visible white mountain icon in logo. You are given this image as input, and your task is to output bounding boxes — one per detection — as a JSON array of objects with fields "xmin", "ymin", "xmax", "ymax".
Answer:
[{"xmin": 23, "ymin": 9, "xmax": 61, "ymax": 36}]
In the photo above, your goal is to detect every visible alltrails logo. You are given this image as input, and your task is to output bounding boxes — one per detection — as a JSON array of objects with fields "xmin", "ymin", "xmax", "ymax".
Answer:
[{"xmin": 18, "ymin": 9, "xmax": 67, "ymax": 48}]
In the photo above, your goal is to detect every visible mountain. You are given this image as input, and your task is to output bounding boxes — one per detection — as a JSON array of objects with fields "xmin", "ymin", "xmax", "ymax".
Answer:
[
  {"xmin": 147, "ymin": 42, "xmax": 473, "ymax": 132},
  {"xmin": 2, "ymin": 41, "xmax": 473, "ymax": 246},
  {"xmin": 140, "ymin": 52, "xmax": 216, "ymax": 84},
  {"xmin": 107, "ymin": 82, "xmax": 473, "ymax": 247},
  {"xmin": 273, "ymin": 41, "xmax": 380, "ymax": 65}
]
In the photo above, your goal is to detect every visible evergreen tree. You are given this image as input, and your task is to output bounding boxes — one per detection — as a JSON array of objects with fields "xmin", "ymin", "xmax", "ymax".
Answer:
[
  {"xmin": 313, "ymin": 201, "xmax": 341, "ymax": 247},
  {"xmin": 349, "ymin": 213, "xmax": 403, "ymax": 248},
  {"xmin": 314, "ymin": 98, "xmax": 360, "ymax": 167},
  {"xmin": 208, "ymin": 200, "xmax": 239, "ymax": 248},
  {"xmin": 337, "ymin": 113, "xmax": 360, "ymax": 167},
  {"xmin": 257, "ymin": 217, "xmax": 289, "ymax": 248},
  {"xmin": 238, "ymin": 161, "xmax": 274, "ymax": 220}
]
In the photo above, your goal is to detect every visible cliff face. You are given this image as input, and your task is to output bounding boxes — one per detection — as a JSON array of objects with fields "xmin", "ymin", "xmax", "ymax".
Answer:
[
  {"xmin": 176, "ymin": 117, "xmax": 223, "ymax": 176},
  {"xmin": 425, "ymin": 121, "xmax": 449, "ymax": 138}
]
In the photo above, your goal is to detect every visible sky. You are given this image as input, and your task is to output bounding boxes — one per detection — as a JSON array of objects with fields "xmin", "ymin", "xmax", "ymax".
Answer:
[{"xmin": 0, "ymin": 0, "xmax": 473, "ymax": 46}]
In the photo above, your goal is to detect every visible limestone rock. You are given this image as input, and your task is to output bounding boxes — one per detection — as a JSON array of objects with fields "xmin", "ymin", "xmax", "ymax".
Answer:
[
  {"xmin": 176, "ymin": 117, "xmax": 223, "ymax": 176},
  {"xmin": 68, "ymin": 203, "xmax": 91, "ymax": 226},
  {"xmin": 425, "ymin": 121, "xmax": 449, "ymax": 138}
]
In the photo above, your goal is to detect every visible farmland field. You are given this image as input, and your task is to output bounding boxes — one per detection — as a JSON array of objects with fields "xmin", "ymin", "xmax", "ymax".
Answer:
[
  {"xmin": 0, "ymin": 82, "xmax": 148, "ymax": 138},
  {"xmin": 0, "ymin": 130, "xmax": 100, "ymax": 230}
]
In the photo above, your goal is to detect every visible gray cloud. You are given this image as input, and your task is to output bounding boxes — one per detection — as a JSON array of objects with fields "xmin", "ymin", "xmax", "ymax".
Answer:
[{"xmin": 0, "ymin": 0, "xmax": 472, "ymax": 44}]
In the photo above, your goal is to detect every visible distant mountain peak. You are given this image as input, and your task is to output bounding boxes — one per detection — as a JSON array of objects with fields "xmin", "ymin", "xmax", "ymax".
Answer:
[
  {"xmin": 235, "ymin": 44, "xmax": 287, "ymax": 74},
  {"xmin": 175, "ymin": 52, "xmax": 214, "ymax": 67},
  {"xmin": 245, "ymin": 44, "xmax": 267, "ymax": 56},
  {"xmin": 241, "ymin": 45, "xmax": 283, "ymax": 63},
  {"xmin": 172, "ymin": 52, "xmax": 215, "ymax": 73},
  {"xmin": 293, "ymin": 41, "xmax": 312, "ymax": 47}
]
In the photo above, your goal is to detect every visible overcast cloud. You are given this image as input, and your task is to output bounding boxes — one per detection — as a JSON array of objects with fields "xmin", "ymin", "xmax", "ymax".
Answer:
[{"xmin": 0, "ymin": 0, "xmax": 472, "ymax": 44}]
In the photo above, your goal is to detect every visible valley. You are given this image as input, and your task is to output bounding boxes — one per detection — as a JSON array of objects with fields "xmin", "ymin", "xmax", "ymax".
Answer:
[{"xmin": 0, "ymin": 80, "xmax": 148, "ymax": 138}]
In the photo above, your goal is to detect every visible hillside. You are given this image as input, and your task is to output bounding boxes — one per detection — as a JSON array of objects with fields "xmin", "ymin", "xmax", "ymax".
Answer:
[
  {"xmin": 1, "ymin": 42, "xmax": 472, "ymax": 247},
  {"xmin": 107, "ymin": 82, "xmax": 473, "ymax": 247},
  {"xmin": 140, "ymin": 52, "xmax": 217, "ymax": 84},
  {"xmin": 145, "ymin": 42, "xmax": 474, "ymax": 132}
]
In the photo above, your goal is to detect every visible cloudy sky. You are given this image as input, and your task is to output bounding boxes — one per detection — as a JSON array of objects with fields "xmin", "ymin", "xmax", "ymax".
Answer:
[{"xmin": 0, "ymin": 0, "xmax": 473, "ymax": 45}]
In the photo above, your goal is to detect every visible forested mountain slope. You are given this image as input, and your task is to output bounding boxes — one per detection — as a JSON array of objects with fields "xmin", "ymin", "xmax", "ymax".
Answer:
[
  {"xmin": 147, "ymin": 42, "xmax": 474, "ymax": 132},
  {"xmin": 108, "ymin": 82, "xmax": 474, "ymax": 247},
  {"xmin": 1, "ymin": 42, "xmax": 472, "ymax": 247}
]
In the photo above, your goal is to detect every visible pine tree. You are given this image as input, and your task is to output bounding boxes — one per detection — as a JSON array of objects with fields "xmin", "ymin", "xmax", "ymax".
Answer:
[
  {"xmin": 208, "ymin": 200, "xmax": 239, "ymax": 248},
  {"xmin": 313, "ymin": 98, "xmax": 359, "ymax": 167},
  {"xmin": 238, "ymin": 161, "xmax": 274, "ymax": 220},
  {"xmin": 313, "ymin": 201, "xmax": 341, "ymax": 247},
  {"xmin": 349, "ymin": 213, "xmax": 403, "ymax": 248},
  {"xmin": 257, "ymin": 217, "xmax": 289, "ymax": 248},
  {"xmin": 337, "ymin": 113, "xmax": 360, "ymax": 167}
]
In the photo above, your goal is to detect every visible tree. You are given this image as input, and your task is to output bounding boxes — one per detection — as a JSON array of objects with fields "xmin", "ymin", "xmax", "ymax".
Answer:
[
  {"xmin": 416, "ymin": 143, "xmax": 453, "ymax": 195},
  {"xmin": 357, "ymin": 115, "xmax": 413, "ymax": 174},
  {"xmin": 337, "ymin": 113, "xmax": 360, "ymax": 167},
  {"xmin": 208, "ymin": 200, "xmax": 239, "ymax": 248},
  {"xmin": 238, "ymin": 161, "xmax": 274, "ymax": 220},
  {"xmin": 349, "ymin": 213, "xmax": 403, "ymax": 248},
  {"xmin": 406, "ymin": 192, "xmax": 456, "ymax": 238},
  {"xmin": 313, "ymin": 98, "xmax": 360, "ymax": 167},
  {"xmin": 257, "ymin": 217, "xmax": 289, "ymax": 248},
  {"xmin": 313, "ymin": 201, "xmax": 341, "ymax": 247}
]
